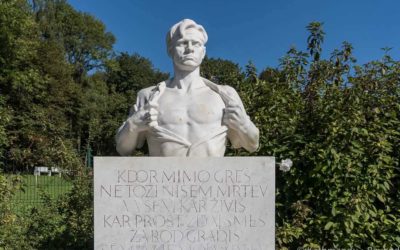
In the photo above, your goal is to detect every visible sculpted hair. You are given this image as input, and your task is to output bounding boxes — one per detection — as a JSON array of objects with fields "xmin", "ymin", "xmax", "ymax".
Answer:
[{"xmin": 166, "ymin": 19, "xmax": 208, "ymax": 57}]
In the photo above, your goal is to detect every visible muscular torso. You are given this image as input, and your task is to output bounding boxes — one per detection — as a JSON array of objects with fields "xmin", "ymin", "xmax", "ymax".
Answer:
[
  {"xmin": 156, "ymin": 85, "xmax": 226, "ymax": 143},
  {"xmin": 142, "ymin": 84, "xmax": 228, "ymax": 156}
]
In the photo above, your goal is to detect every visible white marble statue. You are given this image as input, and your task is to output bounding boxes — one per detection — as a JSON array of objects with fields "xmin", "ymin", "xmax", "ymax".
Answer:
[{"xmin": 116, "ymin": 19, "xmax": 259, "ymax": 156}]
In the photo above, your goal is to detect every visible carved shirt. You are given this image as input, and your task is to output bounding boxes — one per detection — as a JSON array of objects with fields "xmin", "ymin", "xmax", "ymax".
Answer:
[{"xmin": 124, "ymin": 78, "xmax": 247, "ymax": 156}]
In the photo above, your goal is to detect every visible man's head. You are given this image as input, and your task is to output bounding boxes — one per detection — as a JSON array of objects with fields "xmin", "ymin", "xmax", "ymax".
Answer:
[{"xmin": 166, "ymin": 19, "xmax": 208, "ymax": 71}]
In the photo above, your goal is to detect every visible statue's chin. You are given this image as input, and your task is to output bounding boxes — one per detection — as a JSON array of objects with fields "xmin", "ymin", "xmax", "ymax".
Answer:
[{"xmin": 174, "ymin": 62, "xmax": 200, "ymax": 72}]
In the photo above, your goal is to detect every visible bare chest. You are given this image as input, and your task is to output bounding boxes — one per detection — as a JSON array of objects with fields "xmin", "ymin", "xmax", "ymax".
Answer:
[{"xmin": 157, "ymin": 88, "xmax": 225, "ymax": 126}]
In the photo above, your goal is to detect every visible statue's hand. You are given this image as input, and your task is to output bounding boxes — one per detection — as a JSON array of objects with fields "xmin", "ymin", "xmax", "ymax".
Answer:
[
  {"xmin": 222, "ymin": 102, "xmax": 249, "ymax": 132},
  {"xmin": 128, "ymin": 100, "xmax": 159, "ymax": 132}
]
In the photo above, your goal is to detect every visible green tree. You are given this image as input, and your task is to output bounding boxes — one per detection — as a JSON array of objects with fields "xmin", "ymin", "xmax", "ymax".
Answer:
[
  {"xmin": 0, "ymin": 97, "xmax": 10, "ymax": 167},
  {"xmin": 33, "ymin": 0, "xmax": 116, "ymax": 82},
  {"xmin": 30, "ymin": 0, "xmax": 119, "ymax": 160},
  {"xmin": 244, "ymin": 60, "xmax": 258, "ymax": 84},
  {"xmin": 76, "ymin": 52, "xmax": 170, "ymax": 156},
  {"xmin": 0, "ymin": 0, "xmax": 43, "ymax": 170},
  {"xmin": 0, "ymin": 0, "xmax": 81, "ymax": 171},
  {"xmin": 306, "ymin": 21, "xmax": 325, "ymax": 62},
  {"xmin": 106, "ymin": 52, "xmax": 169, "ymax": 98},
  {"xmin": 200, "ymin": 56, "xmax": 244, "ymax": 89}
]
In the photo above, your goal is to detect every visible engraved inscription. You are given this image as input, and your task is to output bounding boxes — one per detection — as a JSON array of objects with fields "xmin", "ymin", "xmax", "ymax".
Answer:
[{"xmin": 94, "ymin": 157, "xmax": 275, "ymax": 250}]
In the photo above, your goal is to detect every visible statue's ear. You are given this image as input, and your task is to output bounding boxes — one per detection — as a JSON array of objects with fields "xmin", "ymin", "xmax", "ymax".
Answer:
[
  {"xmin": 167, "ymin": 46, "xmax": 172, "ymax": 58},
  {"xmin": 202, "ymin": 46, "xmax": 206, "ymax": 60}
]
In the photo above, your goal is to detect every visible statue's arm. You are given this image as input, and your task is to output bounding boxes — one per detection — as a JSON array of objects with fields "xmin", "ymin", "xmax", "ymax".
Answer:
[
  {"xmin": 223, "ymin": 87, "xmax": 259, "ymax": 152},
  {"xmin": 115, "ymin": 90, "xmax": 148, "ymax": 156},
  {"xmin": 115, "ymin": 117, "xmax": 146, "ymax": 156},
  {"xmin": 228, "ymin": 119, "xmax": 259, "ymax": 152}
]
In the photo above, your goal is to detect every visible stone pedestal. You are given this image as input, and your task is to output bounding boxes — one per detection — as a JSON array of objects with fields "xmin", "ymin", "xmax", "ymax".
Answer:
[{"xmin": 94, "ymin": 157, "xmax": 275, "ymax": 250}]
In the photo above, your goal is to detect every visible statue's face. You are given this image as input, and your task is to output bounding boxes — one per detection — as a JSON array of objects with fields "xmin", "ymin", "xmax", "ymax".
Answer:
[{"xmin": 171, "ymin": 28, "xmax": 206, "ymax": 71}]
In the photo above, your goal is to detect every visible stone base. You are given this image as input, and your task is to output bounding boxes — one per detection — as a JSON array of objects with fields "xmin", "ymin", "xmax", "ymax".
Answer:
[{"xmin": 94, "ymin": 157, "xmax": 275, "ymax": 250}]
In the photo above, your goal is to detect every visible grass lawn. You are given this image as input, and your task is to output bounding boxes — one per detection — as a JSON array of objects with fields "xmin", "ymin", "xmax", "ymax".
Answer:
[{"xmin": 10, "ymin": 174, "xmax": 73, "ymax": 214}]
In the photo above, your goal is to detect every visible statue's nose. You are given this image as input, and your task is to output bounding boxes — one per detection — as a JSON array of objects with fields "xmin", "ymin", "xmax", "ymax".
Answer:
[{"xmin": 186, "ymin": 42, "xmax": 194, "ymax": 52}]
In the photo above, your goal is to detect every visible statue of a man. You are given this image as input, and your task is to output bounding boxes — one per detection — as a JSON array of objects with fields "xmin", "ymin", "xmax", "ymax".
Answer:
[{"xmin": 116, "ymin": 19, "xmax": 259, "ymax": 156}]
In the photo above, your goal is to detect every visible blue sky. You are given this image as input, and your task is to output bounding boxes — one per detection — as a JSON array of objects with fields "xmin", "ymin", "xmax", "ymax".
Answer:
[{"xmin": 69, "ymin": 0, "xmax": 399, "ymax": 75}]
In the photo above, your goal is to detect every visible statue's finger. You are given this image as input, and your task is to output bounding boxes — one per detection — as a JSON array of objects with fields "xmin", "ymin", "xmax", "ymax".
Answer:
[
  {"xmin": 141, "ymin": 112, "xmax": 149, "ymax": 120},
  {"xmin": 225, "ymin": 113, "xmax": 234, "ymax": 120},
  {"xmin": 149, "ymin": 108, "xmax": 158, "ymax": 115},
  {"xmin": 228, "ymin": 103, "xmax": 241, "ymax": 109},
  {"xmin": 231, "ymin": 114, "xmax": 239, "ymax": 121},
  {"xmin": 224, "ymin": 107, "xmax": 240, "ymax": 116},
  {"xmin": 149, "ymin": 121, "xmax": 158, "ymax": 127},
  {"xmin": 148, "ymin": 100, "xmax": 159, "ymax": 109}
]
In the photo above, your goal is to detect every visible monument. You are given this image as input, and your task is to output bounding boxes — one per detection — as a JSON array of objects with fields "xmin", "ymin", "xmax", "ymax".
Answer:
[
  {"xmin": 94, "ymin": 19, "xmax": 275, "ymax": 250},
  {"xmin": 115, "ymin": 19, "xmax": 259, "ymax": 157}
]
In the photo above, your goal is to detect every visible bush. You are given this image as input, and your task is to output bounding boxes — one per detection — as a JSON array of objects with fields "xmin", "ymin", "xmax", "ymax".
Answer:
[
  {"xmin": 24, "ymin": 171, "xmax": 93, "ymax": 250},
  {"xmin": 246, "ymin": 30, "xmax": 400, "ymax": 248},
  {"xmin": 0, "ymin": 170, "xmax": 93, "ymax": 250},
  {"xmin": 0, "ymin": 173, "xmax": 33, "ymax": 249}
]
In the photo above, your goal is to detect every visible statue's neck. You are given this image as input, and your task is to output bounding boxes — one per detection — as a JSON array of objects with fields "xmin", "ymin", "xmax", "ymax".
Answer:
[{"xmin": 170, "ymin": 67, "xmax": 204, "ymax": 92}]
